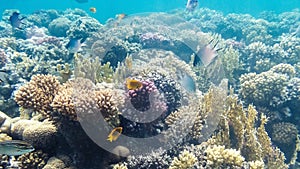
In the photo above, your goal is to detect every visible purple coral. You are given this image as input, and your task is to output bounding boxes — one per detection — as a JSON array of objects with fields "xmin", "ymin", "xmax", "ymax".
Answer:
[
  {"xmin": 127, "ymin": 80, "xmax": 164, "ymax": 112},
  {"xmin": 119, "ymin": 79, "xmax": 168, "ymax": 137}
]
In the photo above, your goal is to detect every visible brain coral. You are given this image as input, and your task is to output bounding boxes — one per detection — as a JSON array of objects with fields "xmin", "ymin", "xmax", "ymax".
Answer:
[
  {"xmin": 48, "ymin": 17, "xmax": 71, "ymax": 37},
  {"xmin": 66, "ymin": 16, "xmax": 102, "ymax": 39}
]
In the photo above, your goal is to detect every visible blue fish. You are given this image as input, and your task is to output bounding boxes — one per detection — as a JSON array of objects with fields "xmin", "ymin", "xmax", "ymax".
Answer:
[
  {"xmin": 179, "ymin": 73, "xmax": 196, "ymax": 93},
  {"xmin": 186, "ymin": 0, "xmax": 198, "ymax": 12},
  {"xmin": 0, "ymin": 140, "xmax": 34, "ymax": 156},
  {"xmin": 9, "ymin": 12, "xmax": 26, "ymax": 29},
  {"xmin": 65, "ymin": 38, "xmax": 86, "ymax": 53}
]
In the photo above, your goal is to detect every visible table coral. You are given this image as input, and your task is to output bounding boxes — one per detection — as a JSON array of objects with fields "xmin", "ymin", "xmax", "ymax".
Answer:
[{"xmin": 11, "ymin": 119, "xmax": 58, "ymax": 151}]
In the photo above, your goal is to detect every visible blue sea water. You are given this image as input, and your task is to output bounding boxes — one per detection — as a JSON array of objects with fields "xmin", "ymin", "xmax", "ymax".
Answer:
[{"xmin": 1, "ymin": 0, "xmax": 300, "ymax": 23}]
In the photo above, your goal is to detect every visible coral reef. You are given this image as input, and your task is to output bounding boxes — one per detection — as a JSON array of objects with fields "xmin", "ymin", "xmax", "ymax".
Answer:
[
  {"xmin": 12, "ymin": 119, "xmax": 58, "ymax": 151},
  {"xmin": 48, "ymin": 17, "xmax": 71, "ymax": 37},
  {"xmin": 270, "ymin": 122, "xmax": 298, "ymax": 163},
  {"xmin": 14, "ymin": 74, "xmax": 60, "ymax": 116},
  {"xmin": 205, "ymin": 145, "xmax": 244, "ymax": 167},
  {"xmin": 239, "ymin": 64, "xmax": 293, "ymax": 107},
  {"xmin": 66, "ymin": 16, "xmax": 102, "ymax": 39},
  {"xmin": 17, "ymin": 150, "xmax": 49, "ymax": 169},
  {"xmin": 169, "ymin": 150, "xmax": 197, "ymax": 169},
  {"xmin": 0, "ymin": 7, "xmax": 299, "ymax": 169}
]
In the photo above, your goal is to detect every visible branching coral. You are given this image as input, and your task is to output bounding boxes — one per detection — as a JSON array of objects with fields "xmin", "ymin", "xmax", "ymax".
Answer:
[
  {"xmin": 14, "ymin": 74, "xmax": 60, "ymax": 116},
  {"xmin": 205, "ymin": 145, "xmax": 244, "ymax": 168},
  {"xmin": 51, "ymin": 77, "xmax": 120, "ymax": 127},
  {"xmin": 169, "ymin": 150, "xmax": 197, "ymax": 169},
  {"xmin": 239, "ymin": 64, "xmax": 290, "ymax": 107},
  {"xmin": 74, "ymin": 55, "xmax": 114, "ymax": 84},
  {"xmin": 270, "ymin": 122, "xmax": 298, "ymax": 163},
  {"xmin": 17, "ymin": 150, "xmax": 49, "ymax": 169},
  {"xmin": 210, "ymin": 95, "xmax": 288, "ymax": 168}
]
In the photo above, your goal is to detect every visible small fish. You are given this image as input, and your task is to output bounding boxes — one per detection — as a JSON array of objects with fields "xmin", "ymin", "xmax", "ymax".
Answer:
[
  {"xmin": 0, "ymin": 140, "xmax": 34, "ymax": 156},
  {"xmin": 116, "ymin": 13, "xmax": 127, "ymax": 21},
  {"xmin": 75, "ymin": 0, "xmax": 88, "ymax": 3},
  {"xmin": 9, "ymin": 12, "xmax": 26, "ymax": 29},
  {"xmin": 89, "ymin": 7, "xmax": 96, "ymax": 13},
  {"xmin": 179, "ymin": 73, "xmax": 196, "ymax": 93},
  {"xmin": 65, "ymin": 37, "xmax": 86, "ymax": 53},
  {"xmin": 186, "ymin": 0, "xmax": 198, "ymax": 12},
  {"xmin": 107, "ymin": 127, "xmax": 122, "ymax": 142},
  {"xmin": 126, "ymin": 78, "xmax": 143, "ymax": 90}
]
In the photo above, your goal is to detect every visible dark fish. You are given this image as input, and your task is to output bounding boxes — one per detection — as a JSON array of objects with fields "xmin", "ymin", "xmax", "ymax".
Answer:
[
  {"xmin": 0, "ymin": 140, "xmax": 34, "ymax": 156},
  {"xmin": 186, "ymin": 0, "xmax": 198, "ymax": 12},
  {"xmin": 75, "ymin": 0, "xmax": 88, "ymax": 3},
  {"xmin": 66, "ymin": 38, "xmax": 86, "ymax": 53},
  {"xmin": 9, "ymin": 12, "xmax": 26, "ymax": 29}
]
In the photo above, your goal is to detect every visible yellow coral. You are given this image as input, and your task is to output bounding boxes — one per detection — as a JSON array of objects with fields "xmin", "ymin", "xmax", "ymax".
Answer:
[
  {"xmin": 113, "ymin": 163, "xmax": 128, "ymax": 169},
  {"xmin": 205, "ymin": 145, "xmax": 244, "ymax": 167},
  {"xmin": 248, "ymin": 160, "xmax": 265, "ymax": 169},
  {"xmin": 169, "ymin": 150, "xmax": 197, "ymax": 169}
]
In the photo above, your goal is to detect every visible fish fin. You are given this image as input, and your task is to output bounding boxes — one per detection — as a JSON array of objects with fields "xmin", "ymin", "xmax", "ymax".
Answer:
[
  {"xmin": 80, "ymin": 37, "xmax": 87, "ymax": 44},
  {"xmin": 193, "ymin": 54, "xmax": 201, "ymax": 66},
  {"xmin": 107, "ymin": 136, "xmax": 113, "ymax": 142}
]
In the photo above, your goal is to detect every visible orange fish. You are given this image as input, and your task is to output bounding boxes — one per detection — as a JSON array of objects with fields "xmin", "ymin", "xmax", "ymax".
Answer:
[
  {"xmin": 107, "ymin": 127, "xmax": 123, "ymax": 142},
  {"xmin": 89, "ymin": 7, "xmax": 96, "ymax": 13},
  {"xmin": 126, "ymin": 78, "xmax": 143, "ymax": 90},
  {"xmin": 116, "ymin": 13, "xmax": 126, "ymax": 20}
]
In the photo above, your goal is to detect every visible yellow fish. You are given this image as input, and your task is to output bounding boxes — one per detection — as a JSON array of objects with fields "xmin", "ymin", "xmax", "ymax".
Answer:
[
  {"xmin": 126, "ymin": 78, "xmax": 143, "ymax": 90},
  {"xmin": 107, "ymin": 127, "xmax": 123, "ymax": 142},
  {"xmin": 89, "ymin": 7, "xmax": 96, "ymax": 13}
]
